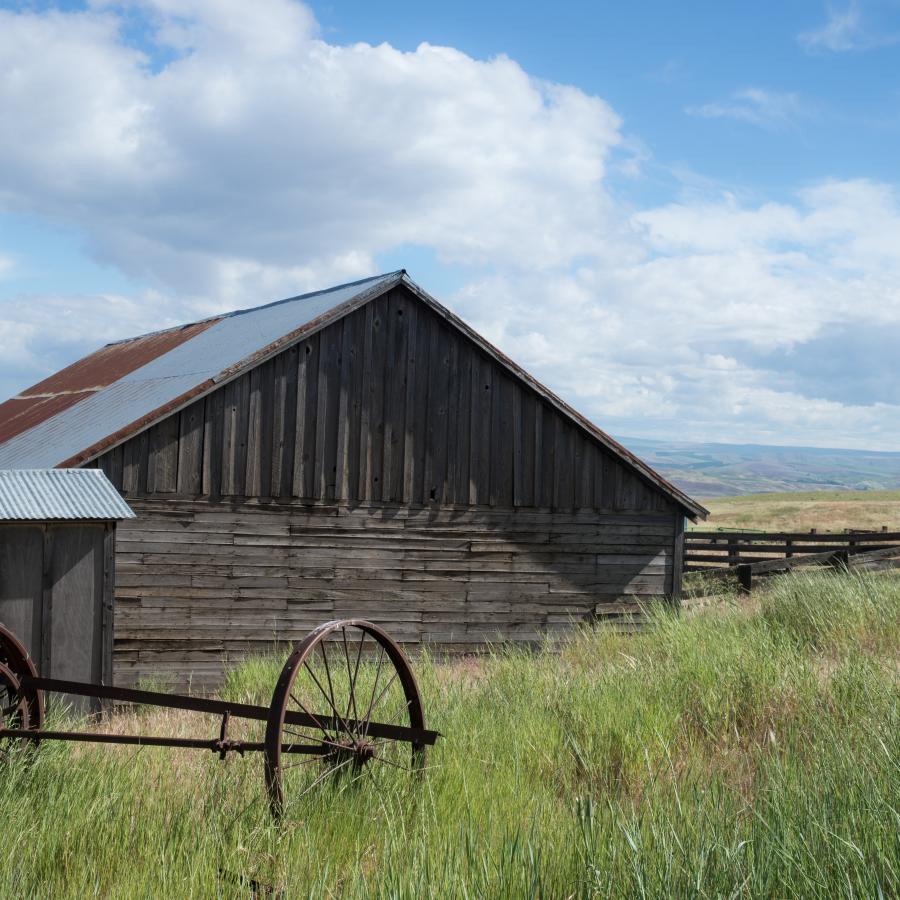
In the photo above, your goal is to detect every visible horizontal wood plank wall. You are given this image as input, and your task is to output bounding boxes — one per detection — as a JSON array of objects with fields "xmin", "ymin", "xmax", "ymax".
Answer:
[
  {"xmin": 95, "ymin": 287, "xmax": 675, "ymax": 516},
  {"xmin": 113, "ymin": 499, "xmax": 676, "ymax": 690}
]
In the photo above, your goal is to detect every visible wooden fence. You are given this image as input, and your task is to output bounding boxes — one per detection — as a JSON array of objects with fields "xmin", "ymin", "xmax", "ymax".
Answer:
[{"xmin": 684, "ymin": 527, "xmax": 900, "ymax": 592}]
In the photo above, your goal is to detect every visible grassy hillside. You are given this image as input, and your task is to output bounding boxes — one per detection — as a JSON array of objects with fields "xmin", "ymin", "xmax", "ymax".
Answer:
[
  {"xmin": 2, "ymin": 570, "xmax": 898, "ymax": 897},
  {"xmin": 697, "ymin": 488, "xmax": 900, "ymax": 532},
  {"xmin": 623, "ymin": 437, "xmax": 900, "ymax": 497}
]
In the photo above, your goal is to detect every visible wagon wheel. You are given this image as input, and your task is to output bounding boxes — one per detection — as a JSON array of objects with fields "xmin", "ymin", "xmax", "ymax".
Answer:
[
  {"xmin": 264, "ymin": 619, "xmax": 428, "ymax": 818},
  {"xmin": 0, "ymin": 623, "xmax": 43, "ymax": 743},
  {"xmin": 0, "ymin": 663, "xmax": 33, "ymax": 760}
]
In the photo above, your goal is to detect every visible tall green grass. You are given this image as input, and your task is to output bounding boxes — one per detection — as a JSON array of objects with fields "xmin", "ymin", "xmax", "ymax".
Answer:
[{"xmin": 2, "ymin": 569, "xmax": 898, "ymax": 897}]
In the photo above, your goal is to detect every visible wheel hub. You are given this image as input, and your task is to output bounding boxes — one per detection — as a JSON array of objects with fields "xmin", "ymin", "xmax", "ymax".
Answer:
[{"xmin": 327, "ymin": 737, "xmax": 376, "ymax": 768}]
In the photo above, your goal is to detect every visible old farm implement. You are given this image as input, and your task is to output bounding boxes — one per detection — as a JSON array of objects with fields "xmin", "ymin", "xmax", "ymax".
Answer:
[{"xmin": 0, "ymin": 619, "xmax": 439, "ymax": 817}]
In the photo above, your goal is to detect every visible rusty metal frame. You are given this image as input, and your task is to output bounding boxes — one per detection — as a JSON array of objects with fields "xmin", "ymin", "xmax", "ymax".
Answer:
[{"xmin": 0, "ymin": 619, "xmax": 438, "ymax": 817}]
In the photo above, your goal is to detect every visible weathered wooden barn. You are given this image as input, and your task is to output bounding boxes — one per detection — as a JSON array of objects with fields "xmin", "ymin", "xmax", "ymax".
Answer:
[{"xmin": 0, "ymin": 271, "xmax": 706, "ymax": 689}]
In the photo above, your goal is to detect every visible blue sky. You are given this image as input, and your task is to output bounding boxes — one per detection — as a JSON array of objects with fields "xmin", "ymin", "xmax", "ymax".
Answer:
[
  {"xmin": 316, "ymin": 0, "xmax": 900, "ymax": 192},
  {"xmin": 1, "ymin": 0, "xmax": 899, "ymax": 449}
]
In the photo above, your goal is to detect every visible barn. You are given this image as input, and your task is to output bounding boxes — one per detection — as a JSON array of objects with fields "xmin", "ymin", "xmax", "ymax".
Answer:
[{"xmin": 0, "ymin": 271, "xmax": 707, "ymax": 689}]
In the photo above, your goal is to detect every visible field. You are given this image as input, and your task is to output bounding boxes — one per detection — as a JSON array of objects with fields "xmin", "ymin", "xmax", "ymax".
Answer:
[
  {"xmin": 697, "ymin": 488, "xmax": 900, "ymax": 532},
  {"xmin": 2, "ymin": 569, "xmax": 898, "ymax": 897},
  {"xmin": 625, "ymin": 438, "xmax": 900, "ymax": 497}
]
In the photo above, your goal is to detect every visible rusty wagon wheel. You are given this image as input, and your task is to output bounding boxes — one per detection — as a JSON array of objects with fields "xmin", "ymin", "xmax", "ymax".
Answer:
[
  {"xmin": 264, "ymin": 619, "xmax": 428, "ymax": 818},
  {"xmin": 0, "ymin": 623, "xmax": 44, "ymax": 750}
]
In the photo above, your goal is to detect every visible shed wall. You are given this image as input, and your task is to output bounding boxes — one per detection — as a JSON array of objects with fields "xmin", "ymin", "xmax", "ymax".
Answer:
[
  {"xmin": 113, "ymin": 498, "xmax": 676, "ymax": 691},
  {"xmin": 0, "ymin": 522, "xmax": 113, "ymax": 712}
]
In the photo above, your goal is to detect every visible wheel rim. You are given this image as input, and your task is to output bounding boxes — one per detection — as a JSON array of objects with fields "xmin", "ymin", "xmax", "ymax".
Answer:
[
  {"xmin": 0, "ymin": 624, "xmax": 43, "ymax": 733},
  {"xmin": 0, "ymin": 661, "xmax": 31, "ymax": 760},
  {"xmin": 264, "ymin": 619, "xmax": 427, "ymax": 818}
]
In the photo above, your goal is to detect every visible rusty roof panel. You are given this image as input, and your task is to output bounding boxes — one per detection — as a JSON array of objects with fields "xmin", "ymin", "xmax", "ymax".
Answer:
[
  {"xmin": 0, "ymin": 318, "xmax": 220, "ymax": 445},
  {"xmin": 0, "ymin": 393, "xmax": 95, "ymax": 446}
]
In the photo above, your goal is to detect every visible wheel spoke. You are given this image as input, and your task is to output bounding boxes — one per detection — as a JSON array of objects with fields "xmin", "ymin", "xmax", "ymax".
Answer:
[
  {"xmin": 319, "ymin": 641, "xmax": 344, "ymax": 736},
  {"xmin": 362, "ymin": 670, "xmax": 399, "ymax": 737},
  {"xmin": 283, "ymin": 755, "xmax": 330, "ymax": 770},
  {"xmin": 369, "ymin": 753, "xmax": 416, "ymax": 773},
  {"xmin": 282, "ymin": 725, "xmax": 329, "ymax": 744},
  {"xmin": 342, "ymin": 627, "xmax": 363, "ymax": 727},
  {"xmin": 282, "ymin": 727, "xmax": 335, "ymax": 748},
  {"xmin": 289, "ymin": 757, "xmax": 354, "ymax": 804},
  {"xmin": 364, "ymin": 695, "xmax": 412, "ymax": 749},
  {"xmin": 289, "ymin": 691, "xmax": 331, "ymax": 740},
  {"xmin": 361, "ymin": 645, "xmax": 385, "ymax": 737},
  {"xmin": 283, "ymin": 730, "xmax": 349, "ymax": 752},
  {"xmin": 302, "ymin": 661, "xmax": 354, "ymax": 738}
]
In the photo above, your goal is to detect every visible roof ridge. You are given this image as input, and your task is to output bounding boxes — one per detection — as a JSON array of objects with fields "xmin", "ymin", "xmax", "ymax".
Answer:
[{"xmin": 104, "ymin": 270, "xmax": 405, "ymax": 348}]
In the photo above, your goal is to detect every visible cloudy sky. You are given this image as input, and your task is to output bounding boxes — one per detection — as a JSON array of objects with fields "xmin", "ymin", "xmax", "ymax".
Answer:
[{"xmin": 1, "ymin": 0, "xmax": 899, "ymax": 450}]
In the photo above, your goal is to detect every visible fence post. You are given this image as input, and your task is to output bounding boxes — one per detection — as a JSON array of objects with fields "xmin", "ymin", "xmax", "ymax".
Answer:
[
  {"xmin": 785, "ymin": 538, "xmax": 793, "ymax": 559},
  {"xmin": 830, "ymin": 549, "xmax": 850, "ymax": 572},
  {"xmin": 737, "ymin": 563, "xmax": 753, "ymax": 594}
]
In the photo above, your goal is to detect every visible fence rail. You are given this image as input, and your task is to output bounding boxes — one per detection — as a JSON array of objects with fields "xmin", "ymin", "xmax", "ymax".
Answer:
[
  {"xmin": 684, "ymin": 527, "xmax": 900, "ymax": 573},
  {"xmin": 683, "ymin": 526, "xmax": 900, "ymax": 592}
]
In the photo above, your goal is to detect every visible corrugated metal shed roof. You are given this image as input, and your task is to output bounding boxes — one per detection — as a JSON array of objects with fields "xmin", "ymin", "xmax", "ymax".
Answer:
[{"xmin": 0, "ymin": 469, "xmax": 136, "ymax": 521}]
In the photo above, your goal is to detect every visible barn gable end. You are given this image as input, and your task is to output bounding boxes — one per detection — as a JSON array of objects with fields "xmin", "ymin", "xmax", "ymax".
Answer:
[{"xmin": 93, "ymin": 285, "xmax": 676, "ymax": 514}]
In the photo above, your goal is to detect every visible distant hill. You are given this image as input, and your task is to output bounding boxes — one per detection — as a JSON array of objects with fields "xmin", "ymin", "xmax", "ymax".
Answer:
[{"xmin": 619, "ymin": 438, "xmax": 900, "ymax": 498}]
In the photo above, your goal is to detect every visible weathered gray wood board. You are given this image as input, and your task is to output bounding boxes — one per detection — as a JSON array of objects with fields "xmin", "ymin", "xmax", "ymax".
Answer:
[
  {"xmin": 113, "ymin": 498, "xmax": 676, "ymax": 691},
  {"xmin": 0, "ymin": 525, "xmax": 43, "ymax": 655},
  {"xmin": 47, "ymin": 527, "xmax": 105, "ymax": 688},
  {"xmin": 0, "ymin": 523, "xmax": 112, "ymax": 713},
  {"xmin": 95, "ymin": 287, "xmax": 675, "ymax": 515}
]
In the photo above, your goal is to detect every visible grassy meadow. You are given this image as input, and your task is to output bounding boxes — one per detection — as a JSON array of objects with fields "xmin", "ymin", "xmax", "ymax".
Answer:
[
  {"xmin": 2, "ymin": 568, "xmax": 898, "ymax": 897},
  {"xmin": 697, "ymin": 488, "xmax": 900, "ymax": 532}
]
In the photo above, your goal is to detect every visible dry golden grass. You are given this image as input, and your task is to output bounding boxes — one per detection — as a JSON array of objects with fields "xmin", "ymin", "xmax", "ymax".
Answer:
[{"xmin": 696, "ymin": 489, "xmax": 900, "ymax": 532}]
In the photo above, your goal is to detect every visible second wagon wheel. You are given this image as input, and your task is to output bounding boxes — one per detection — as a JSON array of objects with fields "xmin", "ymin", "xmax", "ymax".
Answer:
[
  {"xmin": 264, "ymin": 619, "xmax": 428, "ymax": 818},
  {"xmin": 0, "ymin": 623, "xmax": 44, "ymax": 758}
]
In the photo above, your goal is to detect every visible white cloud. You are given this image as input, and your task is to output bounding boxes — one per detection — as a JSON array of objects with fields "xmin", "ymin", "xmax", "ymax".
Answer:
[
  {"xmin": 799, "ymin": 2, "xmax": 900, "ymax": 52},
  {"xmin": 0, "ymin": 0, "xmax": 624, "ymax": 301},
  {"xmin": 449, "ymin": 179, "xmax": 900, "ymax": 448},
  {"xmin": 0, "ymin": 1, "xmax": 899, "ymax": 450},
  {"xmin": 686, "ymin": 88, "xmax": 807, "ymax": 129}
]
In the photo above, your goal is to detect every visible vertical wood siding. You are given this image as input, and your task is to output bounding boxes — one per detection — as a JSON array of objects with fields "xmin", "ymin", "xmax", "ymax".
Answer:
[{"xmin": 96, "ymin": 287, "xmax": 675, "ymax": 515}]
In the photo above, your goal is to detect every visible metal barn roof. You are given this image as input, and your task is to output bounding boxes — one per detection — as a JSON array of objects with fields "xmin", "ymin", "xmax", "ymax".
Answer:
[
  {"xmin": 0, "ymin": 271, "xmax": 707, "ymax": 519},
  {"xmin": 0, "ymin": 272, "xmax": 400, "ymax": 471},
  {"xmin": 0, "ymin": 469, "xmax": 136, "ymax": 521}
]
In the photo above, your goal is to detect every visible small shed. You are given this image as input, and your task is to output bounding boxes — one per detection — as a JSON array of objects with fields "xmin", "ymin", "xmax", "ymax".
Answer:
[{"xmin": 0, "ymin": 469, "xmax": 134, "ymax": 711}]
